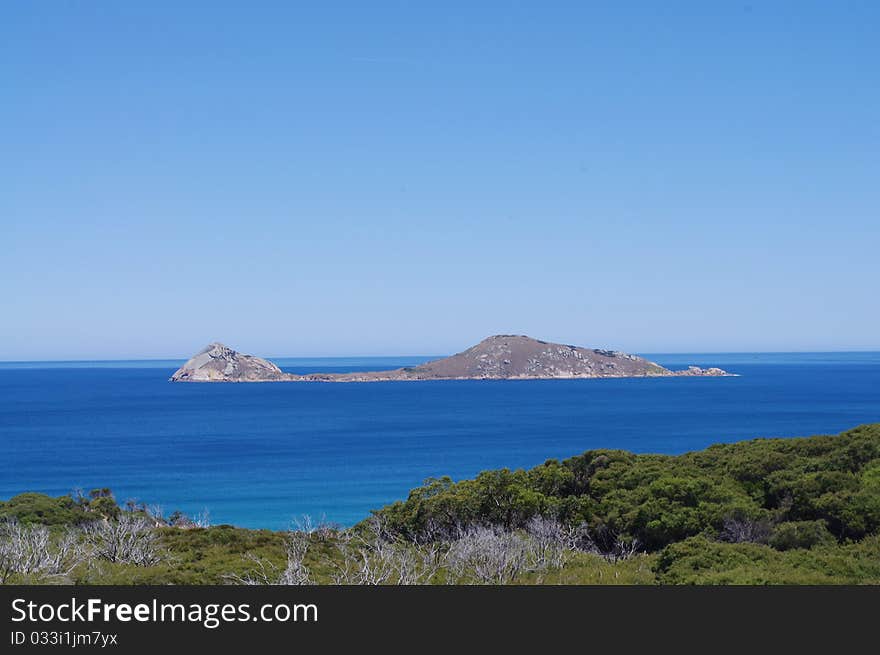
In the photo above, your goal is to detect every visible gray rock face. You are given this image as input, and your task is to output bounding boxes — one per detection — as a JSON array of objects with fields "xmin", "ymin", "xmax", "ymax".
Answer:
[
  {"xmin": 169, "ymin": 343, "xmax": 294, "ymax": 382},
  {"xmin": 170, "ymin": 336, "xmax": 733, "ymax": 382}
]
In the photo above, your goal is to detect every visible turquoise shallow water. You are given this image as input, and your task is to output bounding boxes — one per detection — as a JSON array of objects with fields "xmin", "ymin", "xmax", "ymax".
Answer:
[{"xmin": 1, "ymin": 352, "xmax": 879, "ymax": 529}]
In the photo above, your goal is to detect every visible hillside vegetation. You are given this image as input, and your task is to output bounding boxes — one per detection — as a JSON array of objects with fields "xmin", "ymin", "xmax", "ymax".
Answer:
[{"xmin": 2, "ymin": 424, "xmax": 879, "ymax": 584}]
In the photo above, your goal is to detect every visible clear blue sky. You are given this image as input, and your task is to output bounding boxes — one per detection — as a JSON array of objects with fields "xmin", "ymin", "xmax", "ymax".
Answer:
[{"xmin": 2, "ymin": 2, "xmax": 878, "ymax": 360}]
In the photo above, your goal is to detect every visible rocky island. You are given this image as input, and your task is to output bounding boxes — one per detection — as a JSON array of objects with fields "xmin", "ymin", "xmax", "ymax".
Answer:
[{"xmin": 170, "ymin": 336, "xmax": 731, "ymax": 382}]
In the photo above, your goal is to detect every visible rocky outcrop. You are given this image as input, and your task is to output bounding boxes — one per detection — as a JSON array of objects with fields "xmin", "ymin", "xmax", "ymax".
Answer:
[
  {"xmin": 169, "ymin": 343, "xmax": 295, "ymax": 382},
  {"xmin": 675, "ymin": 365, "xmax": 729, "ymax": 377},
  {"xmin": 170, "ymin": 336, "xmax": 733, "ymax": 382}
]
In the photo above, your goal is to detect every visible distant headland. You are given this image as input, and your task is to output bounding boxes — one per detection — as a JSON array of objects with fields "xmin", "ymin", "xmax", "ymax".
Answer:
[{"xmin": 169, "ymin": 336, "xmax": 732, "ymax": 382}]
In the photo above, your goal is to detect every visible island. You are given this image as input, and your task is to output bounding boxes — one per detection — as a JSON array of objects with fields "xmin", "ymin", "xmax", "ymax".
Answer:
[{"xmin": 169, "ymin": 335, "xmax": 731, "ymax": 382}]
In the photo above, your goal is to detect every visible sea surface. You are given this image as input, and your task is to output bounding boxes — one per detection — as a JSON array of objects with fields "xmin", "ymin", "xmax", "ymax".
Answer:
[{"xmin": 1, "ymin": 353, "xmax": 879, "ymax": 529}]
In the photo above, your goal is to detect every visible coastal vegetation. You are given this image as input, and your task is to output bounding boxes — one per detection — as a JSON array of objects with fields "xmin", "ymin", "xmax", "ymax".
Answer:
[{"xmin": 2, "ymin": 424, "xmax": 879, "ymax": 585}]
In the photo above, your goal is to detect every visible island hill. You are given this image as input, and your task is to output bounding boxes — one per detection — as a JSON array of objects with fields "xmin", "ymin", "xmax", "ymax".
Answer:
[{"xmin": 169, "ymin": 335, "xmax": 730, "ymax": 382}]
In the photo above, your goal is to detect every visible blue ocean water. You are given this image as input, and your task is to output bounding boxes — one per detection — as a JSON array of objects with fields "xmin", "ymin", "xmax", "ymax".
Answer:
[{"xmin": 1, "ymin": 353, "xmax": 879, "ymax": 529}]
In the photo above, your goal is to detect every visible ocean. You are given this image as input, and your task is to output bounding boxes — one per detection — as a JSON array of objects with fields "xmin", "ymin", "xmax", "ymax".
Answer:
[{"xmin": 1, "ymin": 352, "xmax": 879, "ymax": 529}]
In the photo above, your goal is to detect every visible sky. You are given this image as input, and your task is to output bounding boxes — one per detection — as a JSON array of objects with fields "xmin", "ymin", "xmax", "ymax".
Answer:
[{"xmin": 1, "ymin": 1, "xmax": 878, "ymax": 360}]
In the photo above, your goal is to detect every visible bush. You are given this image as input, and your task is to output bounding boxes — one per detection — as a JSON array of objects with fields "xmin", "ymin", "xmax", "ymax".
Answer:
[
  {"xmin": 373, "ymin": 424, "xmax": 880, "ymax": 551},
  {"xmin": 769, "ymin": 521, "xmax": 836, "ymax": 551},
  {"xmin": 89, "ymin": 496, "xmax": 121, "ymax": 520},
  {"xmin": 0, "ymin": 493, "xmax": 83, "ymax": 526},
  {"xmin": 655, "ymin": 535, "xmax": 880, "ymax": 584}
]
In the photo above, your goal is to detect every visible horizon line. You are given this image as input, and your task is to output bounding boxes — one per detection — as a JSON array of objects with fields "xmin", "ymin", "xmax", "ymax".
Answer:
[{"xmin": 2, "ymin": 349, "xmax": 880, "ymax": 365}]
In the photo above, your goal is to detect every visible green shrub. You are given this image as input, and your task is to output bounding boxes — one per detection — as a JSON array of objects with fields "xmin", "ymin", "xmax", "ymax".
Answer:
[
  {"xmin": 769, "ymin": 521, "xmax": 836, "ymax": 551},
  {"xmin": 0, "ymin": 492, "xmax": 83, "ymax": 525},
  {"xmin": 373, "ymin": 424, "xmax": 880, "ymax": 550},
  {"xmin": 89, "ymin": 495, "xmax": 121, "ymax": 519},
  {"xmin": 655, "ymin": 535, "xmax": 880, "ymax": 585}
]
